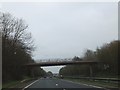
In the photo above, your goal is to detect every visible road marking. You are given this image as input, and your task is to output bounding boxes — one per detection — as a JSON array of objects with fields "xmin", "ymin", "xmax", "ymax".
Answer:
[
  {"xmin": 82, "ymin": 83, "xmax": 102, "ymax": 88},
  {"xmin": 22, "ymin": 79, "xmax": 39, "ymax": 90},
  {"xmin": 56, "ymin": 83, "xmax": 58, "ymax": 86},
  {"xmin": 60, "ymin": 79, "xmax": 106, "ymax": 89},
  {"xmin": 21, "ymin": 79, "xmax": 26, "ymax": 83}
]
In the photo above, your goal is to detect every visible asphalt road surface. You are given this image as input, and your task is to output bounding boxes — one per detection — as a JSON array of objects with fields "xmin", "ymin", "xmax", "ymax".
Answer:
[{"xmin": 24, "ymin": 77, "xmax": 106, "ymax": 90}]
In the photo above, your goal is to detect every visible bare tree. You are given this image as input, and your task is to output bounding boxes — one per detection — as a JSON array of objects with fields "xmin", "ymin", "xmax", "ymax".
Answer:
[
  {"xmin": 0, "ymin": 12, "xmax": 34, "ymax": 54},
  {"xmin": 1, "ymin": 12, "xmax": 35, "ymax": 82}
]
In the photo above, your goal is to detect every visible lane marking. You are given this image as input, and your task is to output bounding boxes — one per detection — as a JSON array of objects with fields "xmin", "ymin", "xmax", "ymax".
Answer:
[
  {"xmin": 22, "ymin": 79, "xmax": 39, "ymax": 90},
  {"xmin": 82, "ymin": 84, "xmax": 102, "ymax": 88},
  {"xmin": 60, "ymin": 79, "xmax": 105, "ymax": 89},
  {"xmin": 56, "ymin": 83, "xmax": 58, "ymax": 86}
]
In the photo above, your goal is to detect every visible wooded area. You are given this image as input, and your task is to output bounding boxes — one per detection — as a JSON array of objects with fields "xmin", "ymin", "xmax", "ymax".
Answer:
[
  {"xmin": 1, "ymin": 12, "xmax": 46, "ymax": 83},
  {"xmin": 59, "ymin": 40, "xmax": 119, "ymax": 77}
]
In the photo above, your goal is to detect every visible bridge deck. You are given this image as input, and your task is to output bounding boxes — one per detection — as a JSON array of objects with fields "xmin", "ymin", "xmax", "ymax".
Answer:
[{"xmin": 25, "ymin": 61, "xmax": 100, "ymax": 67}]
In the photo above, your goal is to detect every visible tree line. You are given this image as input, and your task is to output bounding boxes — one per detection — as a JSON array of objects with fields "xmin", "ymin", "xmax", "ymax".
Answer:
[
  {"xmin": 59, "ymin": 40, "xmax": 119, "ymax": 77},
  {"xmin": 1, "ymin": 12, "xmax": 46, "ymax": 83}
]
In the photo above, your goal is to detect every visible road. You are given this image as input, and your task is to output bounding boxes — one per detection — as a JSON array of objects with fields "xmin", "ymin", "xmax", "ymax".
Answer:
[{"xmin": 24, "ymin": 77, "xmax": 106, "ymax": 90}]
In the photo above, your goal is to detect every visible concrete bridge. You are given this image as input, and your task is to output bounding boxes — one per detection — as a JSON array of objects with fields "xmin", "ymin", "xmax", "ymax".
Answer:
[
  {"xmin": 25, "ymin": 60, "xmax": 101, "ymax": 77},
  {"xmin": 25, "ymin": 60, "xmax": 99, "ymax": 67}
]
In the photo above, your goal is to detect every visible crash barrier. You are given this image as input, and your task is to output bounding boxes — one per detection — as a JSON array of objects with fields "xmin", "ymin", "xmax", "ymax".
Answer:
[{"xmin": 61, "ymin": 76, "xmax": 120, "ymax": 83}]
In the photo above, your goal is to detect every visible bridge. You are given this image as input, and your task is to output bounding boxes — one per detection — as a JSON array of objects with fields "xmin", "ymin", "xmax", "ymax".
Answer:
[
  {"xmin": 25, "ymin": 60, "xmax": 99, "ymax": 67},
  {"xmin": 25, "ymin": 60, "xmax": 101, "ymax": 77}
]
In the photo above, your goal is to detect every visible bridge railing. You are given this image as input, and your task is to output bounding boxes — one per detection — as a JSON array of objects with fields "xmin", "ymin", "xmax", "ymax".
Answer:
[{"xmin": 35, "ymin": 58, "xmax": 73, "ymax": 63}]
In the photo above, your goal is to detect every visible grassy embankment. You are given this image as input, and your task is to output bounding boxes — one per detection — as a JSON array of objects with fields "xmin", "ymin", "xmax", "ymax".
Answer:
[
  {"xmin": 63, "ymin": 76, "xmax": 119, "ymax": 89},
  {"xmin": 2, "ymin": 76, "xmax": 37, "ymax": 88}
]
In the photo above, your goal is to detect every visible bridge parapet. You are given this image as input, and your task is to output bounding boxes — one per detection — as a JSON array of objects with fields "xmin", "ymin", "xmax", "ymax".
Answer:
[
  {"xmin": 25, "ymin": 60, "xmax": 100, "ymax": 67},
  {"xmin": 35, "ymin": 58, "xmax": 73, "ymax": 63}
]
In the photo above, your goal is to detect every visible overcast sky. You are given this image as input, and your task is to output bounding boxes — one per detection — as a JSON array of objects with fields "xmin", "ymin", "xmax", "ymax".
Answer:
[{"xmin": 1, "ymin": 2, "xmax": 118, "ymax": 73}]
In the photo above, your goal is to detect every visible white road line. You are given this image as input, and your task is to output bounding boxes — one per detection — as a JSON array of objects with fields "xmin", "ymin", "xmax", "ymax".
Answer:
[
  {"xmin": 56, "ymin": 83, "xmax": 58, "ymax": 86},
  {"xmin": 60, "ymin": 79, "xmax": 105, "ymax": 89},
  {"xmin": 22, "ymin": 79, "xmax": 39, "ymax": 90},
  {"xmin": 84, "ymin": 84, "xmax": 102, "ymax": 88}
]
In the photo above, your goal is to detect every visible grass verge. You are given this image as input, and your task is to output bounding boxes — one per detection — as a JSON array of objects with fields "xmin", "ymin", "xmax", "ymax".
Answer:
[
  {"xmin": 63, "ymin": 78, "xmax": 119, "ymax": 89},
  {"xmin": 3, "ymin": 80, "xmax": 21, "ymax": 88},
  {"xmin": 2, "ymin": 77, "xmax": 38, "ymax": 88}
]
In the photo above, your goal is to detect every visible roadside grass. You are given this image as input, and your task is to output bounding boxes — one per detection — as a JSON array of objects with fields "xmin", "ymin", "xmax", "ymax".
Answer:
[
  {"xmin": 63, "ymin": 78, "xmax": 119, "ymax": 89},
  {"xmin": 94, "ymin": 74, "xmax": 120, "ymax": 78},
  {"xmin": 2, "ymin": 80, "xmax": 21, "ymax": 88},
  {"xmin": 2, "ymin": 76, "xmax": 35, "ymax": 88}
]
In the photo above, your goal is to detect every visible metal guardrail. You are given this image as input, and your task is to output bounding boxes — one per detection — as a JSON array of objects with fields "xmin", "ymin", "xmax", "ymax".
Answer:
[{"xmin": 62, "ymin": 76, "xmax": 120, "ymax": 83}]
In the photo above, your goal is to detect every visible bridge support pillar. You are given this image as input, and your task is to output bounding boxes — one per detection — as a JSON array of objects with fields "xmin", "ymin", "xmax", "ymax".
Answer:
[{"xmin": 89, "ymin": 64, "xmax": 93, "ymax": 78}]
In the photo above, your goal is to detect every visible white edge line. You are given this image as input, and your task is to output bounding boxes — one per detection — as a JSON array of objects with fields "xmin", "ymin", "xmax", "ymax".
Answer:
[
  {"xmin": 60, "ymin": 79, "xmax": 106, "ymax": 89},
  {"xmin": 22, "ymin": 79, "xmax": 39, "ymax": 90}
]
